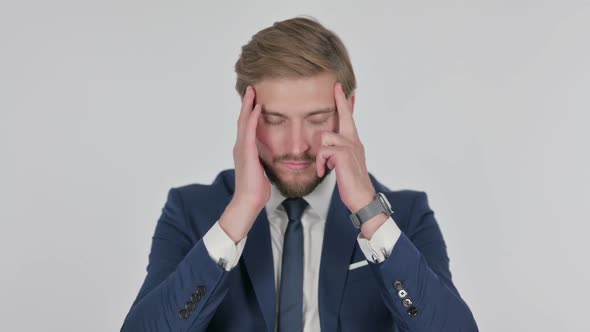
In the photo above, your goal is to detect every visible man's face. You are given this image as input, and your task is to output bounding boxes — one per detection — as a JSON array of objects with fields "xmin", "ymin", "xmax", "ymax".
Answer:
[{"xmin": 253, "ymin": 72, "xmax": 354, "ymax": 198}]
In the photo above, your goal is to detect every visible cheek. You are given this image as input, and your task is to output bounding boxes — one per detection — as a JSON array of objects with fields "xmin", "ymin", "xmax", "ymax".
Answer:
[
  {"xmin": 331, "ymin": 118, "xmax": 339, "ymax": 134},
  {"xmin": 255, "ymin": 126, "xmax": 275, "ymax": 159},
  {"xmin": 310, "ymin": 131, "xmax": 323, "ymax": 151}
]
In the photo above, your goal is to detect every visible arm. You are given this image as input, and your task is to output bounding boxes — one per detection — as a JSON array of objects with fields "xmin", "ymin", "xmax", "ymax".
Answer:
[
  {"xmin": 122, "ymin": 84, "xmax": 268, "ymax": 331},
  {"xmin": 360, "ymin": 192, "xmax": 478, "ymax": 331},
  {"xmin": 319, "ymin": 82, "xmax": 476, "ymax": 330},
  {"xmin": 121, "ymin": 188, "xmax": 235, "ymax": 331}
]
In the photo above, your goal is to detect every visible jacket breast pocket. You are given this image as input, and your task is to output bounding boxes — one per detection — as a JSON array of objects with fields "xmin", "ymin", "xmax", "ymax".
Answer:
[{"xmin": 346, "ymin": 262, "xmax": 374, "ymax": 283}]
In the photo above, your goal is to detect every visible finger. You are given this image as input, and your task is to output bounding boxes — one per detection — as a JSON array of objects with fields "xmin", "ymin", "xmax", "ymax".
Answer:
[
  {"xmin": 334, "ymin": 82, "xmax": 359, "ymax": 140},
  {"xmin": 320, "ymin": 131, "xmax": 353, "ymax": 148},
  {"xmin": 238, "ymin": 86, "xmax": 255, "ymax": 142},
  {"xmin": 327, "ymin": 158, "xmax": 335, "ymax": 169},
  {"xmin": 245, "ymin": 104, "xmax": 261, "ymax": 145},
  {"xmin": 316, "ymin": 146, "xmax": 339, "ymax": 178}
]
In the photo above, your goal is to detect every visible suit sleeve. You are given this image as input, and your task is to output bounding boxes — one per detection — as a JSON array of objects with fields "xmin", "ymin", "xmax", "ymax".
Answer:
[
  {"xmin": 368, "ymin": 191, "xmax": 479, "ymax": 332},
  {"xmin": 121, "ymin": 188, "xmax": 231, "ymax": 331}
]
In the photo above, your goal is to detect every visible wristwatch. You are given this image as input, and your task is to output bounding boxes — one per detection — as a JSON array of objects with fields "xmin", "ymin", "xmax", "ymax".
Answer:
[{"xmin": 350, "ymin": 192, "xmax": 394, "ymax": 228}]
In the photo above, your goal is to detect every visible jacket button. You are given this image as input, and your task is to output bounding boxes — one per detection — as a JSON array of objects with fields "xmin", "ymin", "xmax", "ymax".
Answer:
[
  {"xmin": 192, "ymin": 292, "xmax": 202, "ymax": 303},
  {"xmin": 195, "ymin": 285, "xmax": 206, "ymax": 296},
  {"xmin": 179, "ymin": 308, "xmax": 190, "ymax": 319},
  {"xmin": 185, "ymin": 301, "xmax": 196, "ymax": 311},
  {"xmin": 402, "ymin": 297, "xmax": 413, "ymax": 308},
  {"xmin": 392, "ymin": 280, "xmax": 404, "ymax": 291},
  {"xmin": 408, "ymin": 306, "xmax": 418, "ymax": 317},
  {"xmin": 397, "ymin": 289, "xmax": 408, "ymax": 298}
]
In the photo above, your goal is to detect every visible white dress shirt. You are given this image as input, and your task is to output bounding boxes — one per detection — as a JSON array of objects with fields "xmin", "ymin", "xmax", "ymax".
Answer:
[{"xmin": 202, "ymin": 170, "xmax": 401, "ymax": 331}]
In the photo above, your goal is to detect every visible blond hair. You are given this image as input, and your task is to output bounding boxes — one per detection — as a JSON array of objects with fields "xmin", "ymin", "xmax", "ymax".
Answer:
[{"xmin": 234, "ymin": 16, "xmax": 357, "ymax": 99}]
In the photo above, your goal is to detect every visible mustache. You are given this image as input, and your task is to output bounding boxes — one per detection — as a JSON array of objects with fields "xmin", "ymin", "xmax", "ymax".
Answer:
[{"xmin": 274, "ymin": 154, "xmax": 315, "ymax": 163}]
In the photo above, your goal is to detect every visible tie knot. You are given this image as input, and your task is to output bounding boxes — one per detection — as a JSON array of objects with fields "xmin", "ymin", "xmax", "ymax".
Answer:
[{"xmin": 281, "ymin": 197, "xmax": 308, "ymax": 221}]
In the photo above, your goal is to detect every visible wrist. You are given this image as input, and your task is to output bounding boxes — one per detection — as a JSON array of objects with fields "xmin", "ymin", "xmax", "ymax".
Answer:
[
  {"xmin": 349, "ymin": 189, "xmax": 376, "ymax": 213},
  {"xmin": 220, "ymin": 197, "xmax": 264, "ymax": 243},
  {"xmin": 360, "ymin": 213, "xmax": 388, "ymax": 240},
  {"xmin": 232, "ymin": 193, "xmax": 266, "ymax": 212},
  {"xmin": 349, "ymin": 191, "xmax": 394, "ymax": 230}
]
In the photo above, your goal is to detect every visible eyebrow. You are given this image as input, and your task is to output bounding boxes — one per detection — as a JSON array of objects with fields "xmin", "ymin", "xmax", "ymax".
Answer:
[{"xmin": 262, "ymin": 107, "xmax": 335, "ymax": 118}]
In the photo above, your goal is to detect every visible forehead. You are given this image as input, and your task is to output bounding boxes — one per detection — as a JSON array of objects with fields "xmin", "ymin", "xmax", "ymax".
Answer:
[{"xmin": 253, "ymin": 72, "xmax": 336, "ymax": 115}]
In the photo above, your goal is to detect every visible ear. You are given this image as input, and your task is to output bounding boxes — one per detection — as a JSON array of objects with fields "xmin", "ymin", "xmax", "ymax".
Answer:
[{"xmin": 349, "ymin": 94, "xmax": 355, "ymax": 115}]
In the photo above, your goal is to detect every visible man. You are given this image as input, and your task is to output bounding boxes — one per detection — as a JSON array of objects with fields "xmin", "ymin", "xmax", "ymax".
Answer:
[{"xmin": 121, "ymin": 16, "xmax": 478, "ymax": 331}]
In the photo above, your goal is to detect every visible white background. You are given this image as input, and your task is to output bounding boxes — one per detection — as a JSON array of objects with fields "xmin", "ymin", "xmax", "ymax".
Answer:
[{"xmin": 1, "ymin": 1, "xmax": 589, "ymax": 331}]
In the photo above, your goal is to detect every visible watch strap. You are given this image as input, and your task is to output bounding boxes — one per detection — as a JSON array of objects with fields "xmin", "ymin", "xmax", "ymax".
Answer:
[
  {"xmin": 350, "ymin": 192, "xmax": 393, "ymax": 228},
  {"xmin": 356, "ymin": 198, "xmax": 385, "ymax": 223}
]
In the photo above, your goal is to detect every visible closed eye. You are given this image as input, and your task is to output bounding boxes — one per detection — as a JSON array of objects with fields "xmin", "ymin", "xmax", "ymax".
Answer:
[
  {"xmin": 262, "ymin": 112, "xmax": 333, "ymax": 126},
  {"xmin": 308, "ymin": 113, "xmax": 333, "ymax": 125},
  {"xmin": 309, "ymin": 119, "xmax": 328, "ymax": 125},
  {"xmin": 262, "ymin": 114, "xmax": 285, "ymax": 125}
]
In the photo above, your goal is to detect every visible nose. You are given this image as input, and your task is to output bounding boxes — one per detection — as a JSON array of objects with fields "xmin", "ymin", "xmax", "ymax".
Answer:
[{"xmin": 287, "ymin": 122, "xmax": 310, "ymax": 156}]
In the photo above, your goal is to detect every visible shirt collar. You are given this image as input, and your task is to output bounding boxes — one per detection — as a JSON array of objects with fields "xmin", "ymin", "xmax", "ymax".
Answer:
[{"xmin": 266, "ymin": 169, "xmax": 337, "ymax": 221}]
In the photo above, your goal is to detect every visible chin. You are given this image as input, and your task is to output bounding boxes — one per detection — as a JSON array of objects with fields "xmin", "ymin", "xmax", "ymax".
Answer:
[{"xmin": 260, "ymin": 157, "xmax": 330, "ymax": 198}]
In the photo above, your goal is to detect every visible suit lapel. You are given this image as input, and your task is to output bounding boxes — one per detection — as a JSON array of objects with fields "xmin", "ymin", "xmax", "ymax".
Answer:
[
  {"xmin": 242, "ymin": 208, "xmax": 276, "ymax": 332},
  {"xmin": 318, "ymin": 182, "xmax": 359, "ymax": 332}
]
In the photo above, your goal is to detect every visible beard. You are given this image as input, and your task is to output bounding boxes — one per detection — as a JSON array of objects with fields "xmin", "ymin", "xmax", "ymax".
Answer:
[{"xmin": 260, "ymin": 154, "xmax": 332, "ymax": 198}]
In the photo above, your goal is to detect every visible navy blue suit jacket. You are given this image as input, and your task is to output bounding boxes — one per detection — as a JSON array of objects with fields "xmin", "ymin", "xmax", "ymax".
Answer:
[{"xmin": 121, "ymin": 169, "xmax": 478, "ymax": 331}]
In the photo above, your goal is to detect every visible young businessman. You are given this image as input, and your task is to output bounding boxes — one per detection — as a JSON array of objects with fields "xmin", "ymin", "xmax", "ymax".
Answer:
[{"xmin": 121, "ymin": 16, "xmax": 478, "ymax": 332}]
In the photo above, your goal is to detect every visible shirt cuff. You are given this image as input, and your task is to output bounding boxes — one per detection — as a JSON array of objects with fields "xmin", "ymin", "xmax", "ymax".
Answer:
[
  {"xmin": 202, "ymin": 220, "xmax": 247, "ymax": 271},
  {"xmin": 356, "ymin": 216, "xmax": 401, "ymax": 263}
]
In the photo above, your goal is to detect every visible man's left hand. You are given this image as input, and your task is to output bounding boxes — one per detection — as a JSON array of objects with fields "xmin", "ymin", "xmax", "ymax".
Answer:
[{"xmin": 316, "ymin": 82, "xmax": 376, "ymax": 213}]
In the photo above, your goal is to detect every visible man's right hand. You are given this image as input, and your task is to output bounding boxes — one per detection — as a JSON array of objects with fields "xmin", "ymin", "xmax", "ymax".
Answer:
[{"xmin": 219, "ymin": 85, "xmax": 271, "ymax": 243}]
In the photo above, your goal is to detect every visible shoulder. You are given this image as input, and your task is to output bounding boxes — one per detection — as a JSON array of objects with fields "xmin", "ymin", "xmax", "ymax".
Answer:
[
  {"xmin": 170, "ymin": 168, "xmax": 236, "ymax": 201},
  {"xmin": 160, "ymin": 169, "xmax": 235, "ymax": 220},
  {"xmin": 368, "ymin": 171, "xmax": 428, "ymax": 205},
  {"xmin": 159, "ymin": 169, "xmax": 236, "ymax": 236}
]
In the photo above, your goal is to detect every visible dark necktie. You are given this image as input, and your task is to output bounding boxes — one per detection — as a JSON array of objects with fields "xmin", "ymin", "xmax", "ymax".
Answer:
[{"xmin": 278, "ymin": 197, "xmax": 309, "ymax": 332}]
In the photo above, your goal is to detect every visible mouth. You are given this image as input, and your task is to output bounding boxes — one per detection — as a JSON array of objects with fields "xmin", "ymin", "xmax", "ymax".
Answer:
[{"xmin": 282, "ymin": 161, "xmax": 312, "ymax": 170}]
